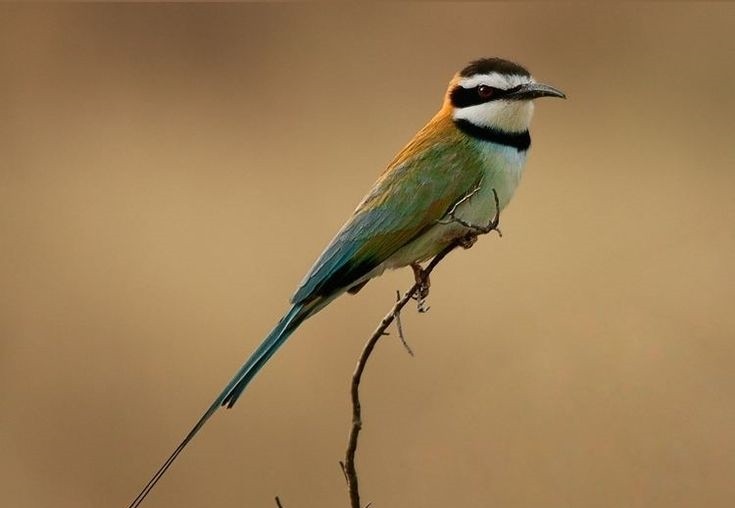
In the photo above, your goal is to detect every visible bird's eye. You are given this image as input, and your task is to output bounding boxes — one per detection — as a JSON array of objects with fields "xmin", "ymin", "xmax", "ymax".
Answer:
[{"xmin": 477, "ymin": 85, "xmax": 494, "ymax": 99}]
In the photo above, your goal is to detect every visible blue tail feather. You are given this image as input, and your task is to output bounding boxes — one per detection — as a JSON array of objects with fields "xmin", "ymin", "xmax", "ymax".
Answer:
[
  {"xmin": 127, "ymin": 304, "xmax": 308, "ymax": 508},
  {"xmin": 220, "ymin": 304, "xmax": 305, "ymax": 408}
]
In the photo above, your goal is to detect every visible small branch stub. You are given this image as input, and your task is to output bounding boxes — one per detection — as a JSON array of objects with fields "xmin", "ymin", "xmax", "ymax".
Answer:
[{"xmin": 394, "ymin": 290, "xmax": 413, "ymax": 356}]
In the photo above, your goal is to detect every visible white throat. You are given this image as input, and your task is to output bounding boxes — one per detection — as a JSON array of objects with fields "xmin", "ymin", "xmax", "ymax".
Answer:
[{"xmin": 453, "ymin": 100, "xmax": 534, "ymax": 133}]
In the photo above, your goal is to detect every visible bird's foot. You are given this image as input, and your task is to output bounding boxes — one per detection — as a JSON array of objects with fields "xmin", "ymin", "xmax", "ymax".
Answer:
[
  {"xmin": 411, "ymin": 263, "xmax": 431, "ymax": 313},
  {"xmin": 458, "ymin": 233, "xmax": 478, "ymax": 249}
]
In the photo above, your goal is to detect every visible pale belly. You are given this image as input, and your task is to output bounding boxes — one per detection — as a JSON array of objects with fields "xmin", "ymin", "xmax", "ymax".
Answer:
[{"xmin": 380, "ymin": 143, "xmax": 528, "ymax": 271}]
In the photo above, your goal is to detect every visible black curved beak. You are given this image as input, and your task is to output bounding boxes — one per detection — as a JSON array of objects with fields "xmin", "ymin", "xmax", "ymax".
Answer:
[{"xmin": 505, "ymin": 82, "xmax": 566, "ymax": 100}]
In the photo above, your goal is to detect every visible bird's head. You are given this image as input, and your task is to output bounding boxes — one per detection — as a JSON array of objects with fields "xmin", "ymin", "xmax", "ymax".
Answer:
[{"xmin": 445, "ymin": 57, "xmax": 565, "ymax": 134}]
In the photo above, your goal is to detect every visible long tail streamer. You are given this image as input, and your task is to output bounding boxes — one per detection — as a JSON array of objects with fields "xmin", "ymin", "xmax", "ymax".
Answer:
[{"xmin": 127, "ymin": 304, "xmax": 306, "ymax": 508}]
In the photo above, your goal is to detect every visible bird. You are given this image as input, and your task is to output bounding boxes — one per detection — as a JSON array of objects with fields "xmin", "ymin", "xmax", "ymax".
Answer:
[{"xmin": 128, "ymin": 57, "xmax": 565, "ymax": 507}]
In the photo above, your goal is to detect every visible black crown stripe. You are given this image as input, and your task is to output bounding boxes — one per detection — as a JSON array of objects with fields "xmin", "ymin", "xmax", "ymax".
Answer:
[{"xmin": 459, "ymin": 58, "xmax": 530, "ymax": 78}]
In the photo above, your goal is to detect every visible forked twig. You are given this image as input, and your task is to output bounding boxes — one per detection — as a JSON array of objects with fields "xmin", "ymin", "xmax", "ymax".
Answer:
[
  {"xmin": 438, "ymin": 179, "xmax": 484, "ymax": 225},
  {"xmin": 341, "ymin": 186, "xmax": 501, "ymax": 508},
  {"xmin": 440, "ymin": 185, "xmax": 503, "ymax": 238}
]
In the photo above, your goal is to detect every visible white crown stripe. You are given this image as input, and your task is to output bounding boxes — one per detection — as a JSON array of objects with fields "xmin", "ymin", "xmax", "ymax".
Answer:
[{"xmin": 458, "ymin": 73, "xmax": 535, "ymax": 90}]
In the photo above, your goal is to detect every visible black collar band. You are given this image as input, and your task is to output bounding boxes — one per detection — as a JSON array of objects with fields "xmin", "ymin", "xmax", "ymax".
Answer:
[{"xmin": 454, "ymin": 119, "xmax": 531, "ymax": 152}]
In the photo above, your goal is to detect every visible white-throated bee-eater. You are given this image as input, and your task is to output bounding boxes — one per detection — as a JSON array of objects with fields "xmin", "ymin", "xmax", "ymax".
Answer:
[{"xmin": 129, "ymin": 57, "xmax": 565, "ymax": 507}]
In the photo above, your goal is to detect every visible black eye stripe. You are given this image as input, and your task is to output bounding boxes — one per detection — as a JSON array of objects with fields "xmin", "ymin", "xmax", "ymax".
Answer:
[
  {"xmin": 450, "ymin": 85, "xmax": 513, "ymax": 108},
  {"xmin": 450, "ymin": 86, "xmax": 493, "ymax": 108}
]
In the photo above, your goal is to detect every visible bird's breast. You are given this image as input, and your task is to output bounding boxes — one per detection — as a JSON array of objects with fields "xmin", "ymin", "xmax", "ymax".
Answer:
[
  {"xmin": 381, "ymin": 142, "xmax": 529, "ymax": 270},
  {"xmin": 453, "ymin": 141, "xmax": 528, "ymax": 226}
]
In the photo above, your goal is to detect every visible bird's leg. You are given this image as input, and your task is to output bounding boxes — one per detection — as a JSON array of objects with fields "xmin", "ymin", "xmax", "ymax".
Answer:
[
  {"xmin": 457, "ymin": 233, "xmax": 478, "ymax": 249},
  {"xmin": 411, "ymin": 262, "xmax": 431, "ymax": 313},
  {"xmin": 409, "ymin": 188, "xmax": 502, "ymax": 314}
]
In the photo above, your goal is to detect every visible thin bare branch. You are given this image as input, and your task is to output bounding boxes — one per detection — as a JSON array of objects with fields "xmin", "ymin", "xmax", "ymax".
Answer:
[{"xmin": 342, "ymin": 187, "xmax": 501, "ymax": 508}]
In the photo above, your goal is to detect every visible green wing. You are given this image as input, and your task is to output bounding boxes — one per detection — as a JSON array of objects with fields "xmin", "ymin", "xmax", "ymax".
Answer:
[{"xmin": 291, "ymin": 137, "xmax": 483, "ymax": 305}]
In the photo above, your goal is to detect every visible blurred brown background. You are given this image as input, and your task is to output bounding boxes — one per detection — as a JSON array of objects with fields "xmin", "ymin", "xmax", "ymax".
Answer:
[{"xmin": 1, "ymin": 3, "xmax": 734, "ymax": 508}]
